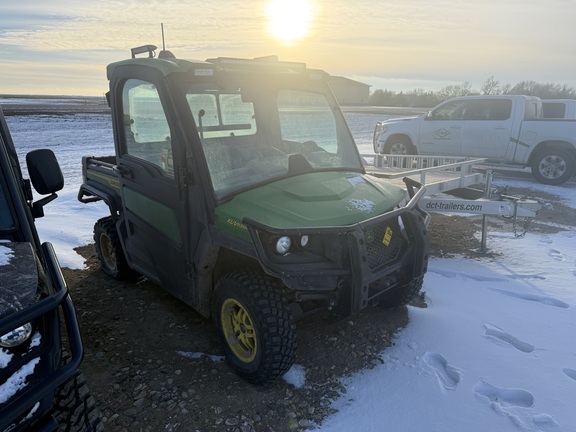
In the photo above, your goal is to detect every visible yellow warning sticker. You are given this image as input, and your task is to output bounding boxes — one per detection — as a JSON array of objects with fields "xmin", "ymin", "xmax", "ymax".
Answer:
[{"xmin": 382, "ymin": 226, "xmax": 393, "ymax": 246}]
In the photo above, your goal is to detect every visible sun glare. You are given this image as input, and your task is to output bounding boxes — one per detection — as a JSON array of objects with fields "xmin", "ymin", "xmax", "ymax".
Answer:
[{"xmin": 266, "ymin": 0, "xmax": 314, "ymax": 44}]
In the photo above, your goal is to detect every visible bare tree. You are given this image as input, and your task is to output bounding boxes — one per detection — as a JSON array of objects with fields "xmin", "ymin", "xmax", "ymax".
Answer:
[
  {"xmin": 437, "ymin": 81, "xmax": 476, "ymax": 100},
  {"xmin": 481, "ymin": 76, "xmax": 501, "ymax": 95}
]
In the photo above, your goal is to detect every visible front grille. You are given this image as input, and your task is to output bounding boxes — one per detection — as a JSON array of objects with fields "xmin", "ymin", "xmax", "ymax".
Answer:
[{"xmin": 363, "ymin": 218, "xmax": 403, "ymax": 271}]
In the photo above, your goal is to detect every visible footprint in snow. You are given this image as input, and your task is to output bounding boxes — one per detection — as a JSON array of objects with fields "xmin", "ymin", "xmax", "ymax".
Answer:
[
  {"xmin": 422, "ymin": 352, "xmax": 461, "ymax": 392},
  {"xmin": 562, "ymin": 368, "xmax": 576, "ymax": 381},
  {"xmin": 473, "ymin": 380, "xmax": 559, "ymax": 431},
  {"xmin": 489, "ymin": 288, "xmax": 569, "ymax": 309},
  {"xmin": 548, "ymin": 248, "xmax": 566, "ymax": 261},
  {"xmin": 484, "ymin": 323, "xmax": 535, "ymax": 353},
  {"xmin": 473, "ymin": 379, "xmax": 534, "ymax": 408},
  {"xmin": 505, "ymin": 273, "xmax": 547, "ymax": 281}
]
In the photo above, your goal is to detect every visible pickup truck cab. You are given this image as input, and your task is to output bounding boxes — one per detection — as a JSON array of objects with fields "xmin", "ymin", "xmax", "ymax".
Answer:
[
  {"xmin": 373, "ymin": 95, "xmax": 576, "ymax": 185},
  {"xmin": 78, "ymin": 45, "xmax": 429, "ymax": 384},
  {"xmin": 0, "ymin": 107, "xmax": 101, "ymax": 431}
]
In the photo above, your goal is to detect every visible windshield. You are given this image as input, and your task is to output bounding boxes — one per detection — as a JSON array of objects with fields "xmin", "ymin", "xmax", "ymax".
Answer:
[
  {"xmin": 0, "ymin": 179, "xmax": 16, "ymax": 233},
  {"xmin": 184, "ymin": 83, "xmax": 362, "ymax": 199}
]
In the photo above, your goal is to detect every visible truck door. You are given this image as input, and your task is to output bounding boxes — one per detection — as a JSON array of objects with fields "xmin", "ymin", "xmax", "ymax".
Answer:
[
  {"xmin": 113, "ymin": 77, "xmax": 193, "ymax": 297},
  {"xmin": 461, "ymin": 99, "xmax": 513, "ymax": 159},
  {"xmin": 419, "ymin": 99, "xmax": 466, "ymax": 155}
]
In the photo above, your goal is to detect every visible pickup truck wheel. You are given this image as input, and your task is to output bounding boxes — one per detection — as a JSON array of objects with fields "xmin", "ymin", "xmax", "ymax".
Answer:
[
  {"xmin": 384, "ymin": 137, "xmax": 414, "ymax": 155},
  {"xmin": 94, "ymin": 217, "xmax": 134, "ymax": 279},
  {"xmin": 531, "ymin": 148, "xmax": 575, "ymax": 185},
  {"xmin": 213, "ymin": 271, "xmax": 297, "ymax": 385},
  {"xmin": 378, "ymin": 275, "xmax": 424, "ymax": 308}
]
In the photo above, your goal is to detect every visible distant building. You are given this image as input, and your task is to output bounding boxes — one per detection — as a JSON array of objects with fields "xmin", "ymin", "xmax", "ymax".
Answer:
[{"xmin": 328, "ymin": 76, "xmax": 370, "ymax": 106}]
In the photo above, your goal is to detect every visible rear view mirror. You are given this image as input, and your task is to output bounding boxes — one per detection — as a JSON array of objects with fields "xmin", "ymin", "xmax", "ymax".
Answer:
[{"xmin": 26, "ymin": 149, "xmax": 64, "ymax": 195}]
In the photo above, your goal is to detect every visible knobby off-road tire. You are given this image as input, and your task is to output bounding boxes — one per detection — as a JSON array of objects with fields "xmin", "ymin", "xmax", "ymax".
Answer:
[
  {"xmin": 213, "ymin": 271, "xmax": 297, "ymax": 385},
  {"xmin": 52, "ymin": 354, "xmax": 104, "ymax": 432},
  {"xmin": 94, "ymin": 216, "xmax": 134, "ymax": 279},
  {"xmin": 530, "ymin": 148, "xmax": 575, "ymax": 185},
  {"xmin": 379, "ymin": 275, "xmax": 424, "ymax": 308}
]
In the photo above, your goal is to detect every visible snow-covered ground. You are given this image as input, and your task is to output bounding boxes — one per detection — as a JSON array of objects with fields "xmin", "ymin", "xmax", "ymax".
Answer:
[{"xmin": 5, "ymin": 112, "xmax": 576, "ymax": 432}]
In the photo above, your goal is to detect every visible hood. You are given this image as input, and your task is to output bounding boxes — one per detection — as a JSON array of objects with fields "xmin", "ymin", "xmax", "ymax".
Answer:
[
  {"xmin": 384, "ymin": 115, "xmax": 422, "ymax": 123},
  {"xmin": 0, "ymin": 242, "xmax": 41, "ymax": 319},
  {"xmin": 216, "ymin": 172, "xmax": 406, "ymax": 238}
]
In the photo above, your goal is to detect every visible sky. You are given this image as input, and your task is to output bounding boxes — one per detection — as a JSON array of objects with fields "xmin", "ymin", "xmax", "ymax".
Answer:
[
  {"xmin": 1, "ymin": 0, "xmax": 576, "ymax": 96},
  {"xmin": 4, "ymin": 111, "xmax": 576, "ymax": 431}
]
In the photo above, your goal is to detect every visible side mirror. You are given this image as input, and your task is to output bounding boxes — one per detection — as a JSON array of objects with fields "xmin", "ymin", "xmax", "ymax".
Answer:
[
  {"xmin": 26, "ymin": 149, "xmax": 64, "ymax": 195},
  {"xmin": 25, "ymin": 149, "xmax": 64, "ymax": 218}
]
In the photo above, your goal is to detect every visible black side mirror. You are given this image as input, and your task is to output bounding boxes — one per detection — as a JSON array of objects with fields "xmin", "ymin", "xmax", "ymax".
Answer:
[{"xmin": 26, "ymin": 149, "xmax": 64, "ymax": 195}]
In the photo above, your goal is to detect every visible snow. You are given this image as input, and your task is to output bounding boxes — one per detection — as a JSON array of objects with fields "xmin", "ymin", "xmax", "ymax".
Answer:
[
  {"xmin": 4, "ymin": 111, "xmax": 576, "ymax": 431},
  {"xmin": 0, "ymin": 244, "xmax": 14, "ymax": 266},
  {"xmin": 0, "ymin": 358, "xmax": 40, "ymax": 404}
]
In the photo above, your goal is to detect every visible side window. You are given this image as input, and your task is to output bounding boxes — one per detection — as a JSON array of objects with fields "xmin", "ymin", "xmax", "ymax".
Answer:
[
  {"xmin": 542, "ymin": 103, "xmax": 565, "ymax": 118},
  {"xmin": 464, "ymin": 100, "xmax": 512, "ymax": 121},
  {"xmin": 122, "ymin": 79, "xmax": 174, "ymax": 177},
  {"xmin": 428, "ymin": 101, "xmax": 467, "ymax": 120}
]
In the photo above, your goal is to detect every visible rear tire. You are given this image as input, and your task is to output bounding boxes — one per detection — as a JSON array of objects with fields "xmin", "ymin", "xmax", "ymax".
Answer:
[
  {"xmin": 94, "ymin": 217, "xmax": 134, "ymax": 279},
  {"xmin": 531, "ymin": 148, "xmax": 575, "ymax": 185},
  {"xmin": 213, "ymin": 271, "xmax": 297, "ymax": 385},
  {"xmin": 378, "ymin": 275, "xmax": 424, "ymax": 308}
]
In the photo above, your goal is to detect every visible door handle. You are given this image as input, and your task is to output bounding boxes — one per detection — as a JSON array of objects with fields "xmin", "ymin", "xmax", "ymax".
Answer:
[
  {"xmin": 113, "ymin": 165, "xmax": 133, "ymax": 179},
  {"xmin": 495, "ymin": 126, "xmax": 508, "ymax": 130}
]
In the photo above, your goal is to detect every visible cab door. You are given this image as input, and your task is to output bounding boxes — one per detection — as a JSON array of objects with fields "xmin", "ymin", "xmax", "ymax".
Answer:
[
  {"xmin": 112, "ymin": 75, "xmax": 194, "ymax": 298},
  {"xmin": 461, "ymin": 99, "xmax": 513, "ymax": 159},
  {"xmin": 418, "ymin": 99, "xmax": 467, "ymax": 156}
]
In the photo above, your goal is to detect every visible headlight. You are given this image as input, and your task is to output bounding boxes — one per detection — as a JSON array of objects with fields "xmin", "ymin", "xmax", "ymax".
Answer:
[
  {"xmin": 373, "ymin": 123, "xmax": 387, "ymax": 153},
  {"xmin": 300, "ymin": 235, "xmax": 309, "ymax": 247},
  {"xmin": 0, "ymin": 322, "xmax": 33, "ymax": 348},
  {"xmin": 275, "ymin": 236, "xmax": 292, "ymax": 255}
]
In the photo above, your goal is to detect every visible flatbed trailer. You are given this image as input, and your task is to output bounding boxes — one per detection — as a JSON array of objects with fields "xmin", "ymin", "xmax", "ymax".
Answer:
[
  {"xmin": 360, "ymin": 154, "xmax": 547, "ymax": 251},
  {"xmin": 362, "ymin": 154, "xmax": 485, "ymax": 195}
]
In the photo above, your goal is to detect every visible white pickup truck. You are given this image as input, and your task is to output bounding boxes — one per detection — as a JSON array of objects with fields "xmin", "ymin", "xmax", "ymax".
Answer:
[{"xmin": 373, "ymin": 95, "xmax": 576, "ymax": 185}]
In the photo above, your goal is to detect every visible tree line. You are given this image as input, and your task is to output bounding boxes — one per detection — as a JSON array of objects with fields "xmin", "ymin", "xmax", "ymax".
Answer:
[{"xmin": 369, "ymin": 77, "xmax": 576, "ymax": 108}]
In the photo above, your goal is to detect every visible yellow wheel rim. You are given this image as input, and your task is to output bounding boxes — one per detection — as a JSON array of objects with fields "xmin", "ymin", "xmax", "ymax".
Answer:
[
  {"xmin": 220, "ymin": 298, "xmax": 257, "ymax": 363},
  {"xmin": 99, "ymin": 234, "xmax": 117, "ymax": 271}
]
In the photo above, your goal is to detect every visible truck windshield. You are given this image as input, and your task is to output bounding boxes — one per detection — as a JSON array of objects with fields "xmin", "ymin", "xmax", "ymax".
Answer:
[{"xmin": 184, "ymin": 84, "xmax": 362, "ymax": 199}]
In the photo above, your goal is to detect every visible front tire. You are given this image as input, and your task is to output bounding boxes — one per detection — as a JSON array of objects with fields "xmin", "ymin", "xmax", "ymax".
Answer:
[
  {"xmin": 94, "ymin": 217, "xmax": 134, "ymax": 279},
  {"xmin": 384, "ymin": 136, "xmax": 414, "ymax": 155},
  {"xmin": 531, "ymin": 148, "xmax": 575, "ymax": 185},
  {"xmin": 213, "ymin": 271, "xmax": 297, "ymax": 385},
  {"xmin": 52, "ymin": 354, "xmax": 103, "ymax": 431}
]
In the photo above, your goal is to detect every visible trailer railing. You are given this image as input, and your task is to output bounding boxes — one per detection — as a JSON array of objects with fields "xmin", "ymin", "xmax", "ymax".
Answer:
[{"xmin": 361, "ymin": 154, "xmax": 486, "ymax": 195}]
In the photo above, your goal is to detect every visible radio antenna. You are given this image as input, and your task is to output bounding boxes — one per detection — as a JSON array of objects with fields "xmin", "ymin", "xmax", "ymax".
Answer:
[{"xmin": 161, "ymin": 23, "xmax": 166, "ymax": 51}]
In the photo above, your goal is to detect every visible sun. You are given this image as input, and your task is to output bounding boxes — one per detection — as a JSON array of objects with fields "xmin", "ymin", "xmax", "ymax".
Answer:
[{"xmin": 266, "ymin": 0, "xmax": 314, "ymax": 44}]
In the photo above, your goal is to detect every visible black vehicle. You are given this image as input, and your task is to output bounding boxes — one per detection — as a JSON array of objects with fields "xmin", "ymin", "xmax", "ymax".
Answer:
[{"xmin": 0, "ymin": 107, "xmax": 102, "ymax": 431}]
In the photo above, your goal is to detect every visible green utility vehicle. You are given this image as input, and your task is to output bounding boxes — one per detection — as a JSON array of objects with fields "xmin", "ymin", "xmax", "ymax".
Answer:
[
  {"xmin": 78, "ymin": 45, "xmax": 429, "ymax": 384},
  {"xmin": 0, "ymin": 107, "xmax": 101, "ymax": 431}
]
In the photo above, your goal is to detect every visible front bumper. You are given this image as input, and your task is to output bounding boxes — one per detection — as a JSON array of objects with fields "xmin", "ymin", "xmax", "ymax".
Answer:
[
  {"xmin": 245, "ymin": 178, "xmax": 429, "ymax": 318},
  {"xmin": 0, "ymin": 242, "xmax": 83, "ymax": 432}
]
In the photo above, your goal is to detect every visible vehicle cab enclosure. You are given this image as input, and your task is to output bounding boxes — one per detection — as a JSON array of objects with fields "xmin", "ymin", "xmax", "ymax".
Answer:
[
  {"xmin": 79, "ymin": 46, "xmax": 429, "ymax": 383},
  {"xmin": 0, "ymin": 108, "xmax": 88, "ymax": 431}
]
